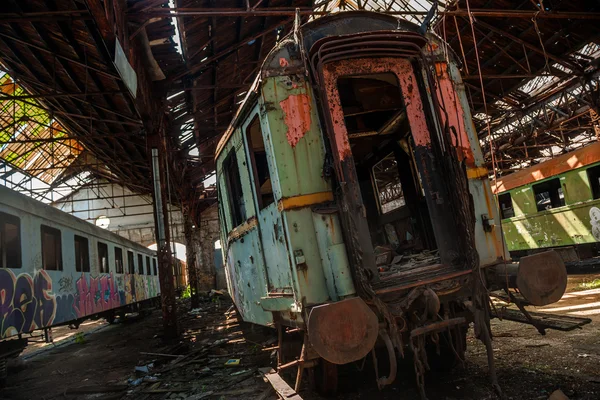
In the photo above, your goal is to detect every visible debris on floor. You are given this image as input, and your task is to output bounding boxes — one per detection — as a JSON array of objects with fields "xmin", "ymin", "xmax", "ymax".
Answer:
[{"xmin": 120, "ymin": 296, "xmax": 278, "ymax": 400}]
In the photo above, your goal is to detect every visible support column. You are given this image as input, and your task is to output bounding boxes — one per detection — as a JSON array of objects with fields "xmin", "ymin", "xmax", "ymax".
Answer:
[
  {"xmin": 183, "ymin": 203, "xmax": 201, "ymax": 309},
  {"xmin": 149, "ymin": 118, "xmax": 179, "ymax": 340}
]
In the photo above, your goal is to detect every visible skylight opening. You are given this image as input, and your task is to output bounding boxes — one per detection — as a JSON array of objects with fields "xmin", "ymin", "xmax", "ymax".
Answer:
[{"xmin": 168, "ymin": 0, "xmax": 184, "ymax": 56}]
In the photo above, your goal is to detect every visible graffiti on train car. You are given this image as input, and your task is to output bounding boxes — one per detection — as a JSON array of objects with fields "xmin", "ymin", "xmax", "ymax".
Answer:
[
  {"xmin": 0, "ymin": 269, "xmax": 57, "ymax": 338},
  {"xmin": 73, "ymin": 274, "xmax": 122, "ymax": 317},
  {"xmin": 0, "ymin": 269, "xmax": 159, "ymax": 338}
]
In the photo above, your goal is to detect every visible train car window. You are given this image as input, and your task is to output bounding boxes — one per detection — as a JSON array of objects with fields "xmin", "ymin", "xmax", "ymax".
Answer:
[
  {"xmin": 153, "ymin": 258, "xmax": 158, "ymax": 275},
  {"xmin": 41, "ymin": 225, "xmax": 62, "ymax": 271},
  {"xmin": 127, "ymin": 250, "xmax": 135, "ymax": 274},
  {"xmin": 114, "ymin": 247, "xmax": 124, "ymax": 274},
  {"xmin": 532, "ymin": 178, "xmax": 565, "ymax": 212},
  {"xmin": 498, "ymin": 193, "xmax": 515, "ymax": 219},
  {"xmin": 145, "ymin": 256, "xmax": 151, "ymax": 275},
  {"xmin": 74, "ymin": 235, "xmax": 90, "ymax": 272},
  {"xmin": 97, "ymin": 242, "xmax": 109, "ymax": 273},
  {"xmin": 245, "ymin": 114, "xmax": 275, "ymax": 210},
  {"xmin": 587, "ymin": 164, "xmax": 600, "ymax": 199},
  {"xmin": 0, "ymin": 212, "xmax": 21, "ymax": 269},
  {"xmin": 223, "ymin": 149, "xmax": 246, "ymax": 228},
  {"xmin": 137, "ymin": 253, "xmax": 143, "ymax": 275}
]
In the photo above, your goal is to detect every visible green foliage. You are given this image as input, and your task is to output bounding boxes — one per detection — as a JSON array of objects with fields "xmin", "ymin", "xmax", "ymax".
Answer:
[
  {"xmin": 74, "ymin": 332, "xmax": 85, "ymax": 344},
  {"xmin": 577, "ymin": 279, "xmax": 600, "ymax": 291},
  {"xmin": 181, "ymin": 285, "xmax": 192, "ymax": 299}
]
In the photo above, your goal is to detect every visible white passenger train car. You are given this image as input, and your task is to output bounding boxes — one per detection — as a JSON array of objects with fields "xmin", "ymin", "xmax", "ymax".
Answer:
[{"xmin": 0, "ymin": 185, "xmax": 160, "ymax": 376}]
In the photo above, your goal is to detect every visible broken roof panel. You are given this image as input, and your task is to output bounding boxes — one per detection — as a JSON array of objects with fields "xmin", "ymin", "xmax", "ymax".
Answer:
[{"xmin": 0, "ymin": 72, "xmax": 83, "ymax": 184}]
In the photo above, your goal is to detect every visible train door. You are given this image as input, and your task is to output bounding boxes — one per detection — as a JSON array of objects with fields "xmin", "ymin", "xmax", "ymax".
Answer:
[
  {"xmin": 241, "ymin": 106, "xmax": 295, "ymax": 295},
  {"xmin": 317, "ymin": 57, "xmax": 465, "ymax": 278},
  {"xmin": 218, "ymin": 128, "xmax": 272, "ymax": 326}
]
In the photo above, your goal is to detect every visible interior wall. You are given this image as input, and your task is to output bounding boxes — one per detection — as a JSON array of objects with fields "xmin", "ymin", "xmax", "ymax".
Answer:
[{"xmin": 52, "ymin": 179, "xmax": 185, "ymax": 247}]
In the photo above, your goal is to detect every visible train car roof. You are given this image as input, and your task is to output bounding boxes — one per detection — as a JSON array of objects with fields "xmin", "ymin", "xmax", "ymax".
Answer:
[
  {"xmin": 215, "ymin": 11, "xmax": 426, "ymax": 159},
  {"xmin": 492, "ymin": 141, "xmax": 600, "ymax": 193},
  {"xmin": 0, "ymin": 185, "xmax": 155, "ymax": 254}
]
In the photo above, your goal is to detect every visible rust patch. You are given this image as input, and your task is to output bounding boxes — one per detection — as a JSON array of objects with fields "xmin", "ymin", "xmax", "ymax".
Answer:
[
  {"xmin": 434, "ymin": 62, "xmax": 476, "ymax": 168},
  {"xmin": 280, "ymin": 93, "xmax": 312, "ymax": 147}
]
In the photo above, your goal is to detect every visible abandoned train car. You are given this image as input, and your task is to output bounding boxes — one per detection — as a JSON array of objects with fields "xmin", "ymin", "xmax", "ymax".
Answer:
[
  {"xmin": 493, "ymin": 141, "xmax": 600, "ymax": 262},
  {"xmin": 0, "ymin": 185, "xmax": 160, "ymax": 379},
  {"xmin": 215, "ymin": 11, "xmax": 570, "ymax": 395}
]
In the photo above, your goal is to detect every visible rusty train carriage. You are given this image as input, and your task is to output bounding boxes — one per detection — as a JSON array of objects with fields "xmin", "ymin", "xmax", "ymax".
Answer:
[{"xmin": 215, "ymin": 11, "xmax": 572, "ymax": 395}]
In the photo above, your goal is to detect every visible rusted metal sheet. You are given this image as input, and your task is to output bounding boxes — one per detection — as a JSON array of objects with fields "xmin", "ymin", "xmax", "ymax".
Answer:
[
  {"xmin": 307, "ymin": 297, "xmax": 379, "ymax": 365},
  {"xmin": 279, "ymin": 94, "xmax": 312, "ymax": 147}
]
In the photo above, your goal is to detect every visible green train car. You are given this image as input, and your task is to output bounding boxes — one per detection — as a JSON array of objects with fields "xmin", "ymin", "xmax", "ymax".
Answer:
[{"xmin": 493, "ymin": 141, "xmax": 600, "ymax": 261}]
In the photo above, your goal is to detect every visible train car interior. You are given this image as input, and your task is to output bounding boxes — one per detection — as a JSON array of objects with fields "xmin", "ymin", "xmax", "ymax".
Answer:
[{"xmin": 335, "ymin": 72, "xmax": 440, "ymax": 276}]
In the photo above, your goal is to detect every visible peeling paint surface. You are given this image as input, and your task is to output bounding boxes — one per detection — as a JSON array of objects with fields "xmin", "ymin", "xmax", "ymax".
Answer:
[{"xmin": 280, "ymin": 94, "xmax": 312, "ymax": 147}]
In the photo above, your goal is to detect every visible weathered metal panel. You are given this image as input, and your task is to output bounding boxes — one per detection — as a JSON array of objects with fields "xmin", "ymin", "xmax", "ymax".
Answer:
[
  {"xmin": 434, "ymin": 61, "xmax": 509, "ymax": 265},
  {"xmin": 280, "ymin": 208, "xmax": 332, "ymax": 306},
  {"xmin": 256, "ymin": 201, "xmax": 297, "ymax": 294},
  {"xmin": 312, "ymin": 212, "xmax": 355, "ymax": 300},
  {"xmin": 502, "ymin": 199, "xmax": 600, "ymax": 251},
  {"xmin": 260, "ymin": 76, "xmax": 330, "ymax": 199},
  {"xmin": 561, "ymin": 168, "xmax": 595, "ymax": 204}
]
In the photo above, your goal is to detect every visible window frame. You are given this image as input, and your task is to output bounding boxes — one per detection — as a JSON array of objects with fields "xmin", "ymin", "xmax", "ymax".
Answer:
[
  {"xmin": 0, "ymin": 212, "xmax": 21, "ymax": 269},
  {"xmin": 145, "ymin": 255, "xmax": 151, "ymax": 275},
  {"xmin": 222, "ymin": 148, "xmax": 246, "ymax": 229},
  {"xmin": 127, "ymin": 250, "xmax": 135, "ymax": 274},
  {"xmin": 498, "ymin": 192, "xmax": 515, "ymax": 220},
  {"xmin": 74, "ymin": 235, "xmax": 90, "ymax": 272},
  {"xmin": 532, "ymin": 178, "xmax": 565, "ymax": 212},
  {"xmin": 152, "ymin": 257, "xmax": 158, "ymax": 276},
  {"xmin": 137, "ymin": 253, "xmax": 144, "ymax": 275},
  {"xmin": 97, "ymin": 241, "xmax": 110, "ymax": 274},
  {"xmin": 243, "ymin": 111, "xmax": 275, "ymax": 211},
  {"xmin": 114, "ymin": 246, "xmax": 124, "ymax": 274},
  {"xmin": 587, "ymin": 164, "xmax": 600, "ymax": 200},
  {"xmin": 41, "ymin": 225, "xmax": 62, "ymax": 271}
]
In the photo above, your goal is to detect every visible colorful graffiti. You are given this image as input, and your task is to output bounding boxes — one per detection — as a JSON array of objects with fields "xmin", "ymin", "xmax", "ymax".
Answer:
[
  {"xmin": 0, "ymin": 269, "xmax": 56, "ymax": 338},
  {"xmin": 0, "ymin": 269, "xmax": 160, "ymax": 339}
]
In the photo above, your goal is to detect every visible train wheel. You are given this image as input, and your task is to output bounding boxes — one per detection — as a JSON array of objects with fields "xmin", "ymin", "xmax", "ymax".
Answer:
[{"xmin": 315, "ymin": 359, "xmax": 338, "ymax": 396}]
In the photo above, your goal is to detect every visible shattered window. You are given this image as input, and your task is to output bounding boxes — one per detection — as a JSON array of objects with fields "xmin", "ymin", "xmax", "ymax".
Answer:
[
  {"xmin": 373, "ymin": 153, "xmax": 405, "ymax": 214},
  {"xmin": 498, "ymin": 193, "xmax": 515, "ymax": 219},
  {"xmin": 533, "ymin": 178, "xmax": 565, "ymax": 212}
]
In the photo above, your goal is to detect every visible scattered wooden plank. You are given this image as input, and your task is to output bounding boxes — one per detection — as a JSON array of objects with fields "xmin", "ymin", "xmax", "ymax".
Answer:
[
  {"xmin": 141, "ymin": 388, "xmax": 191, "ymax": 393},
  {"xmin": 260, "ymin": 368, "xmax": 303, "ymax": 400},
  {"xmin": 65, "ymin": 385, "xmax": 128, "ymax": 394},
  {"xmin": 212, "ymin": 387, "xmax": 258, "ymax": 396},
  {"xmin": 140, "ymin": 352, "xmax": 182, "ymax": 358}
]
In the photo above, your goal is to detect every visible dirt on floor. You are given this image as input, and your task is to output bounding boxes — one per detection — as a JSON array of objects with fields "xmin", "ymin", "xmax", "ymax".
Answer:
[{"xmin": 1, "ymin": 275, "xmax": 600, "ymax": 400}]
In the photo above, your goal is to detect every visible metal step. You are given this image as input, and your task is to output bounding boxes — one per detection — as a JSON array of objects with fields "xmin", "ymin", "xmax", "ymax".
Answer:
[{"xmin": 492, "ymin": 307, "xmax": 592, "ymax": 331}]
